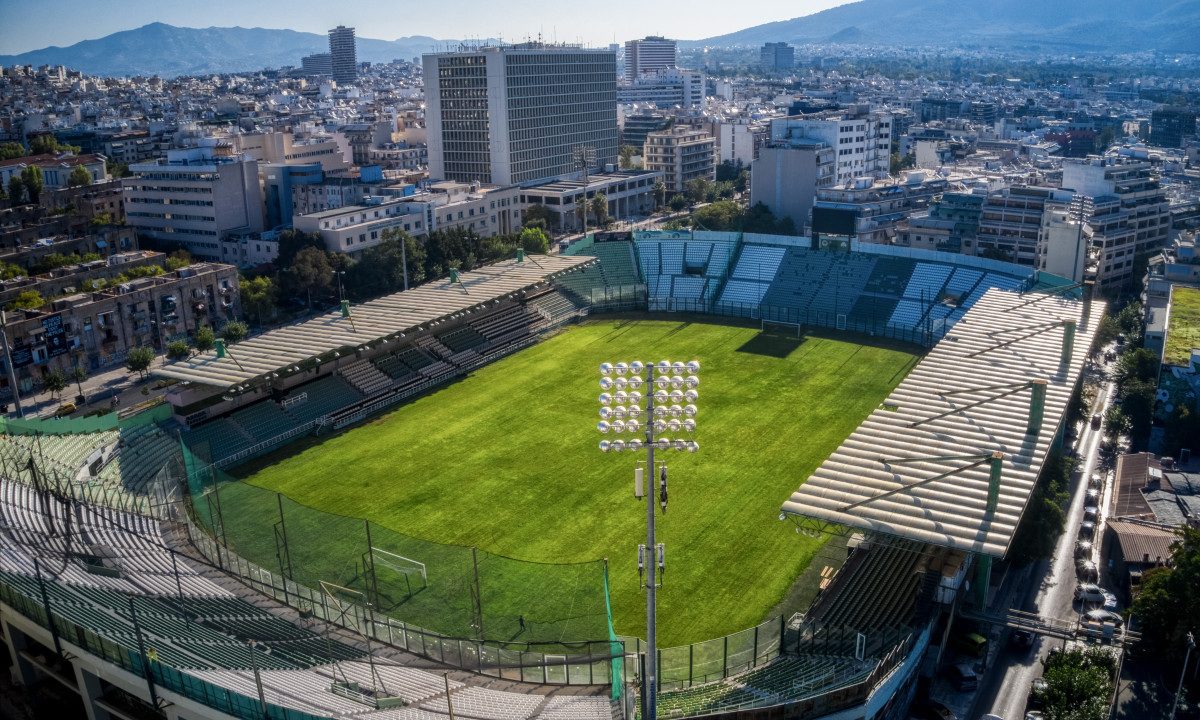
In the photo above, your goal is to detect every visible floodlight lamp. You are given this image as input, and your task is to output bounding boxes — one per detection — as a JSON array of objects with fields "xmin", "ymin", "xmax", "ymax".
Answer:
[
  {"xmin": 656, "ymin": 437, "xmax": 671, "ymax": 450},
  {"xmin": 612, "ymin": 406, "xmax": 627, "ymax": 419},
  {"xmin": 599, "ymin": 407, "xmax": 612, "ymax": 419},
  {"xmin": 628, "ymin": 439, "xmax": 643, "ymax": 451},
  {"xmin": 612, "ymin": 440, "xmax": 626, "ymax": 452},
  {"xmin": 670, "ymin": 376, "xmax": 685, "ymax": 390},
  {"xmin": 683, "ymin": 418, "xmax": 696, "ymax": 432},
  {"xmin": 779, "ymin": 512, "xmax": 787, "ymax": 521},
  {"xmin": 684, "ymin": 389, "xmax": 698, "ymax": 403},
  {"xmin": 669, "ymin": 389, "xmax": 684, "ymax": 404},
  {"xmin": 687, "ymin": 441, "xmax": 699, "ymax": 453},
  {"xmin": 611, "ymin": 419, "xmax": 627, "ymax": 433},
  {"xmin": 599, "ymin": 362, "xmax": 614, "ymax": 376},
  {"xmin": 655, "ymin": 376, "xmax": 671, "ymax": 389},
  {"xmin": 684, "ymin": 404, "xmax": 698, "ymax": 417},
  {"xmin": 686, "ymin": 360, "xmax": 700, "ymax": 374},
  {"xmin": 628, "ymin": 390, "xmax": 643, "ymax": 404},
  {"xmin": 630, "ymin": 361, "xmax": 645, "ymax": 373},
  {"xmin": 669, "ymin": 404, "xmax": 683, "ymax": 417},
  {"xmin": 599, "ymin": 440, "xmax": 611, "ymax": 453},
  {"xmin": 614, "ymin": 362, "xmax": 629, "ymax": 375},
  {"xmin": 614, "ymin": 390, "xmax": 629, "ymax": 402},
  {"xmin": 614, "ymin": 377, "xmax": 629, "ymax": 390},
  {"xmin": 628, "ymin": 376, "xmax": 644, "ymax": 389},
  {"xmin": 686, "ymin": 375, "xmax": 700, "ymax": 388},
  {"xmin": 672, "ymin": 439, "xmax": 687, "ymax": 451},
  {"xmin": 671, "ymin": 361, "xmax": 686, "ymax": 374},
  {"xmin": 599, "ymin": 392, "xmax": 613, "ymax": 405},
  {"xmin": 597, "ymin": 420, "xmax": 611, "ymax": 433},
  {"xmin": 628, "ymin": 405, "xmax": 642, "ymax": 418},
  {"xmin": 654, "ymin": 389, "xmax": 669, "ymax": 403},
  {"xmin": 599, "ymin": 377, "xmax": 613, "ymax": 390},
  {"xmin": 653, "ymin": 406, "xmax": 668, "ymax": 417},
  {"xmin": 667, "ymin": 419, "xmax": 681, "ymax": 432},
  {"xmin": 626, "ymin": 419, "xmax": 640, "ymax": 434},
  {"xmin": 654, "ymin": 419, "xmax": 668, "ymax": 433},
  {"xmin": 657, "ymin": 360, "xmax": 671, "ymax": 372}
]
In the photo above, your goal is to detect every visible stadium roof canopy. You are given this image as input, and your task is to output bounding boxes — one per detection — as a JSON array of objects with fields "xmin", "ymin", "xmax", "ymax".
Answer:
[
  {"xmin": 781, "ymin": 289, "xmax": 1102, "ymax": 558},
  {"xmin": 153, "ymin": 254, "xmax": 592, "ymax": 389}
]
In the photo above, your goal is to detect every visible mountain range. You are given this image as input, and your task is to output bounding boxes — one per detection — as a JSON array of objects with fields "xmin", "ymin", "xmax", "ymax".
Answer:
[
  {"xmin": 0, "ymin": 23, "xmax": 459, "ymax": 77},
  {"xmin": 693, "ymin": 0, "xmax": 1200, "ymax": 53},
  {"xmin": 2, "ymin": 0, "xmax": 1199, "ymax": 78}
]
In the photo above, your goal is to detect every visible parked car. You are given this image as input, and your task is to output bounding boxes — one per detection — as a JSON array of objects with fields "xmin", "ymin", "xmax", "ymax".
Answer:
[
  {"xmin": 1083, "ymin": 609, "xmax": 1124, "ymax": 626},
  {"xmin": 1075, "ymin": 583, "xmax": 1106, "ymax": 603},
  {"xmin": 1085, "ymin": 488, "xmax": 1100, "ymax": 503},
  {"xmin": 1091, "ymin": 413, "xmax": 1102, "ymax": 429},
  {"xmin": 1083, "ymin": 505, "xmax": 1098, "ymax": 519},
  {"xmin": 1076, "ymin": 559, "xmax": 1099, "ymax": 582},
  {"xmin": 54, "ymin": 402, "xmax": 76, "ymax": 417},
  {"xmin": 1079, "ymin": 520, "xmax": 1096, "ymax": 538},
  {"xmin": 1101, "ymin": 591, "xmax": 1119, "ymax": 611},
  {"xmin": 1075, "ymin": 540, "xmax": 1092, "ymax": 558},
  {"xmin": 1089, "ymin": 473, "xmax": 1102, "ymax": 489},
  {"xmin": 1028, "ymin": 677, "xmax": 1048, "ymax": 709},
  {"xmin": 953, "ymin": 631, "xmax": 988, "ymax": 658},
  {"xmin": 947, "ymin": 662, "xmax": 978, "ymax": 691}
]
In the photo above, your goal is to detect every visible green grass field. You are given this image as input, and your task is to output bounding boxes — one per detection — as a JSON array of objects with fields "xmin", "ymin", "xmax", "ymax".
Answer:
[
  {"xmin": 230, "ymin": 317, "xmax": 918, "ymax": 646},
  {"xmin": 1166, "ymin": 286, "xmax": 1200, "ymax": 367}
]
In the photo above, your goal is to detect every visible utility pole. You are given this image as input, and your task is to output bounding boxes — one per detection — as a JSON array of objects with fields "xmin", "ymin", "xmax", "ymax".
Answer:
[{"xmin": 0, "ymin": 310, "xmax": 24, "ymax": 417}]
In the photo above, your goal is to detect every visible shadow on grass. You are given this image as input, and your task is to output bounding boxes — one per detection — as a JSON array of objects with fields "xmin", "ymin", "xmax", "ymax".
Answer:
[{"xmin": 735, "ymin": 332, "xmax": 807, "ymax": 358}]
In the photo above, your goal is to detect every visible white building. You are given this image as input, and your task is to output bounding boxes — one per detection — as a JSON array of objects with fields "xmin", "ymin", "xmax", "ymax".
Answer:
[
  {"xmin": 617, "ymin": 68, "xmax": 704, "ymax": 109},
  {"xmin": 424, "ymin": 44, "xmax": 618, "ymax": 187},
  {"xmin": 1038, "ymin": 205, "xmax": 1090, "ymax": 283},
  {"xmin": 769, "ymin": 109, "xmax": 893, "ymax": 184},
  {"xmin": 234, "ymin": 131, "xmax": 349, "ymax": 173},
  {"xmin": 643, "ymin": 127, "xmax": 716, "ymax": 193},
  {"xmin": 624, "ymin": 36, "xmax": 676, "ymax": 83},
  {"xmin": 124, "ymin": 143, "xmax": 264, "ymax": 261}
]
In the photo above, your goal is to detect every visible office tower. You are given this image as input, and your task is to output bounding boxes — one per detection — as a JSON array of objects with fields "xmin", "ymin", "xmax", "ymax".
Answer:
[
  {"xmin": 328, "ymin": 25, "xmax": 357, "ymax": 84},
  {"xmin": 300, "ymin": 53, "xmax": 332, "ymax": 76},
  {"xmin": 624, "ymin": 36, "xmax": 676, "ymax": 83},
  {"xmin": 759, "ymin": 42, "xmax": 795, "ymax": 71},
  {"xmin": 423, "ymin": 44, "xmax": 618, "ymax": 186},
  {"xmin": 1149, "ymin": 107, "xmax": 1198, "ymax": 148}
]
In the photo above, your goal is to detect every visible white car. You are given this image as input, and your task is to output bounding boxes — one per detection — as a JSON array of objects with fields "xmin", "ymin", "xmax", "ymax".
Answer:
[
  {"xmin": 1084, "ymin": 609, "xmax": 1124, "ymax": 626},
  {"xmin": 1075, "ymin": 583, "xmax": 1105, "ymax": 602}
]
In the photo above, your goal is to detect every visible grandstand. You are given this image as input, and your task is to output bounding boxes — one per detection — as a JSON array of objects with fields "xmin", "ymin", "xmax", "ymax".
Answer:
[{"xmin": 0, "ymin": 237, "xmax": 1095, "ymax": 720}]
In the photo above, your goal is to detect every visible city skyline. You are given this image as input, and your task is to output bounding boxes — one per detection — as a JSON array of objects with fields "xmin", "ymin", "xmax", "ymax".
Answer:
[{"xmin": 0, "ymin": 0, "xmax": 852, "ymax": 55}]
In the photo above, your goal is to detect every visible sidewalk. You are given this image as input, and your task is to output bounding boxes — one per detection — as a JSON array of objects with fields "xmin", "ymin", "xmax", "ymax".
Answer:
[{"xmin": 6, "ymin": 355, "xmax": 170, "ymax": 420}]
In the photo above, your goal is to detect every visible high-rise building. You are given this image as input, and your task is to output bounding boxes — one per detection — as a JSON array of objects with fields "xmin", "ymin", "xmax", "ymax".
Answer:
[
  {"xmin": 759, "ymin": 42, "xmax": 794, "ymax": 71},
  {"xmin": 328, "ymin": 25, "xmax": 357, "ymax": 84},
  {"xmin": 643, "ymin": 127, "xmax": 715, "ymax": 193},
  {"xmin": 750, "ymin": 137, "xmax": 834, "ymax": 233},
  {"xmin": 616, "ymin": 67, "xmax": 704, "ymax": 108},
  {"xmin": 1149, "ymin": 107, "xmax": 1198, "ymax": 148},
  {"xmin": 300, "ymin": 53, "xmax": 332, "ymax": 77},
  {"xmin": 124, "ymin": 143, "xmax": 264, "ymax": 261},
  {"xmin": 624, "ymin": 36, "xmax": 676, "ymax": 83},
  {"xmin": 1062, "ymin": 155, "xmax": 1170, "ymax": 294},
  {"xmin": 423, "ymin": 44, "xmax": 618, "ymax": 186}
]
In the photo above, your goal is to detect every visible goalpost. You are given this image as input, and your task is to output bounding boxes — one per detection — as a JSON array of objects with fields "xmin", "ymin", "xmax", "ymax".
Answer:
[
  {"xmin": 761, "ymin": 318, "xmax": 802, "ymax": 338},
  {"xmin": 371, "ymin": 547, "xmax": 428, "ymax": 588}
]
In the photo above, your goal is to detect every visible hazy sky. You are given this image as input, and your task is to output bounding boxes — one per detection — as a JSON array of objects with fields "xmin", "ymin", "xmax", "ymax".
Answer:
[{"xmin": 0, "ymin": 0, "xmax": 855, "ymax": 54}]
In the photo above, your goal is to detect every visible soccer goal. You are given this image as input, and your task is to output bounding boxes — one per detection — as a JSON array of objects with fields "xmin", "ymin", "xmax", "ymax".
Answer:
[
  {"xmin": 371, "ymin": 547, "xmax": 428, "ymax": 588},
  {"xmin": 761, "ymin": 319, "xmax": 802, "ymax": 337}
]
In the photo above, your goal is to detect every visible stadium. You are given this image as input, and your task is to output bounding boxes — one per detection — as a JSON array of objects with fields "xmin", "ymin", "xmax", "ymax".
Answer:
[{"xmin": 0, "ymin": 230, "xmax": 1100, "ymax": 720}]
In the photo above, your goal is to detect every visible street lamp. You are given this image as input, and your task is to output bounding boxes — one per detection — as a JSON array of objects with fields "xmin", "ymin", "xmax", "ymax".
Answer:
[
  {"xmin": 333, "ymin": 270, "xmax": 346, "ymax": 302},
  {"xmin": 598, "ymin": 359, "xmax": 699, "ymax": 720},
  {"xmin": 1170, "ymin": 631, "xmax": 1196, "ymax": 720}
]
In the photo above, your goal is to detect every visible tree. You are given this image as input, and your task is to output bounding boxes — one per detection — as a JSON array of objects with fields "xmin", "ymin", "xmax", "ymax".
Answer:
[
  {"xmin": 653, "ymin": 181, "xmax": 666, "ymax": 210},
  {"xmin": 1039, "ymin": 647, "xmax": 1116, "ymax": 720},
  {"xmin": 166, "ymin": 250, "xmax": 192, "ymax": 271},
  {"xmin": 106, "ymin": 160, "xmax": 131, "ymax": 178},
  {"xmin": 166, "ymin": 339, "xmax": 191, "ymax": 360},
  {"xmin": 1118, "ymin": 378, "xmax": 1156, "ymax": 449},
  {"xmin": 715, "ymin": 160, "xmax": 743, "ymax": 183},
  {"xmin": 618, "ymin": 145, "xmax": 638, "ymax": 169},
  {"xmin": 1104, "ymin": 405, "xmax": 1132, "ymax": 438},
  {"xmin": 275, "ymin": 229, "xmax": 324, "ymax": 269},
  {"xmin": 193, "ymin": 326, "xmax": 216, "ymax": 353},
  {"xmin": 1131, "ymin": 527, "xmax": 1200, "ymax": 662},
  {"xmin": 1114, "ymin": 302, "xmax": 1144, "ymax": 342},
  {"xmin": 1163, "ymin": 403, "xmax": 1200, "ymax": 458},
  {"xmin": 668, "ymin": 193, "xmax": 688, "ymax": 212},
  {"xmin": 69, "ymin": 365, "xmax": 87, "ymax": 400},
  {"xmin": 7, "ymin": 176, "xmax": 25, "ymax": 205},
  {"xmin": 346, "ymin": 231, "xmax": 413, "ymax": 299},
  {"xmin": 522, "ymin": 203, "xmax": 555, "ymax": 231},
  {"xmin": 126, "ymin": 346, "xmax": 155, "ymax": 378},
  {"xmin": 519, "ymin": 227, "xmax": 549, "ymax": 254},
  {"xmin": 8, "ymin": 290, "xmax": 44, "ymax": 310},
  {"xmin": 66, "ymin": 165, "xmax": 92, "ymax": 187},
  {"xmin": 220, "ymin": 320, "xmax": 249, "ymax": 344},
  {"xmin": 21, "ymin": 166, "xmax": 43, "ymax": 204},
  {"xmin": 240, "ymin": 275, "xmax": 279, "ymax": 326},
  {"xmin": 29, "ymin": 135, "xmax": 78, "ymax": 156},
  {"xmin": 590, "ymin": 193, "xmax": 610, "ymax": 227},
  {"xmin": 1114, "ymin": 347, "xmax": 1158, "ymax": 386},
  {"xmin": 0, "ymin": 142, "xmax": 25, "ymax": 160},
  {"xmin": 289, "ymin": 246, "xmax": 333, "ymax": 308},
  {"xmin": 1093, "ymin": 313, "xmax": 1120, "ymax": 350},
  {"xmin": 685, "ymin": 178, "xmax": 713, "ymax": 205},
  {"xmin": 42, "ymin": 369, "xmax": 67, "ymax": 399}
]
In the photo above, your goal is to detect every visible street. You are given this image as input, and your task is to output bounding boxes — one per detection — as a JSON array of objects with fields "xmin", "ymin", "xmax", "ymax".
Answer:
[{"xmin": 969, "ymin": 361, "xmax": 1119, "ymax": 719}]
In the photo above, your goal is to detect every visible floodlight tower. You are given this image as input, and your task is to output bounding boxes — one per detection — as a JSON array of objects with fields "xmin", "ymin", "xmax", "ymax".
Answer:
[{"xmin": 597, "ymin": 359, "xmax": 700, "ymax": 720}]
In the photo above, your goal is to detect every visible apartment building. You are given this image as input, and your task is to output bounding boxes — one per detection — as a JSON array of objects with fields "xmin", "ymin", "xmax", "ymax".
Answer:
[
  {"xmin": 643, "ymin": 127, "xmax": 716, "ymax": 194},
  {"xmin": 617, "ymin": 68, "xmax": 705, "ymax": 109},
  {"xmin": 234, "ymin": 131, "xmax": 348, "ymax": 173},
  {"xmin": 0, "ymin": 153, "xmax": 108, "ymax": 189},
  {"xmin": 1062, "ymin": 155, "xmax": 1171, "ymax": 294},
  {"xmin": 750, "ymin": 138, "xmax": 835, "ymax": 233},
  {"xmin": 769, "ymin": 108, "xmax": 892, "ymax": 184},
  {"xmin": 624, "ymin": 36, "xmax": 676, "ymax": 83},
  {"xmin": 975, "ymin": 186, "xmax": 1073, "ymax": 267},
  {"xmin": 328, "ymin": 26, "xmax": 357, "ymax": 84},
  {"xmin": 424, "ymin": 44, "xmax": 618, "ymax": 186}
]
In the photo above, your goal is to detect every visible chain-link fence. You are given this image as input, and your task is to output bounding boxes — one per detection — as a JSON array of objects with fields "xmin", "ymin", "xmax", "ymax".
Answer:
[{"xmin": 182, "ymin": 443, "xmax": 623, "ymax": 692}]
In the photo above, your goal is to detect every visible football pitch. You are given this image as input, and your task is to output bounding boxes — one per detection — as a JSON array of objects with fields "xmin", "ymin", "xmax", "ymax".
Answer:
[{"xmin": 234, "ymin": 316, "xmax": 919, "ymax": 646}]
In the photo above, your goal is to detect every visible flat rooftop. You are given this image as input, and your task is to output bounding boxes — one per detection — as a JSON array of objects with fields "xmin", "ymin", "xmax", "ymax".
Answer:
[
  {"xmin": 152, "ymin": 254, "xmax": 593, "ymax": 389},
  {"xmin": 781, "ymin": 289, "xmax": 1102, "ymax": 558}
]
